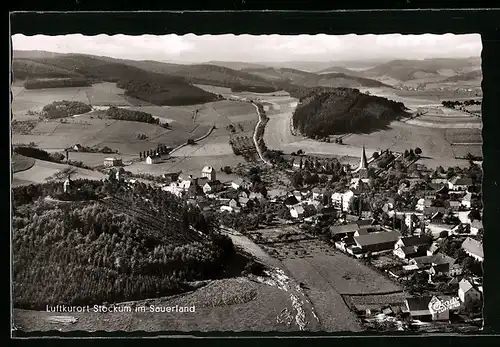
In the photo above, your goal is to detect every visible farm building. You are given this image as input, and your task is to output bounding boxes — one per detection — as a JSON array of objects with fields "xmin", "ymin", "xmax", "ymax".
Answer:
[
  {"xmin": 73, "ymin": 144, "xmax": 83, "ymax": 151},
  {"xmin": 331, "ymin": 190, "xmax": 357, "ymax": 212},
  {"xmin": 146, "ymin": 154, "xmax": 161, "ymax": 165},
  {"xmin": 353, "ymin": 231, "xmax": 401, "ymax": 253},
  {"xmin": 201, "ymin": 166, "xmax": 216, "ymax": 181},
  {"xmin": 104, "ymin": 157, "xmax": 122, "ymax": 167},
  {"xmin": 461, "ymin": 237, "xmax": 484, "ymax": 262}
]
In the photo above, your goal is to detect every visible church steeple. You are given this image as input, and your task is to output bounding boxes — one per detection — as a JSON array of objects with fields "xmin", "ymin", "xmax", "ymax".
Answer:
[{"xmin": 359, "ymin": 145, "xmax": 368, "ymax": 170}]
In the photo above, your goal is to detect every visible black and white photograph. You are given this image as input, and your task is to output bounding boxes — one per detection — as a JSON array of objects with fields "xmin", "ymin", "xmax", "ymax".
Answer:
[{"xmin": 11, "ymin": 32, "xmax": 484, "ymax": 334}]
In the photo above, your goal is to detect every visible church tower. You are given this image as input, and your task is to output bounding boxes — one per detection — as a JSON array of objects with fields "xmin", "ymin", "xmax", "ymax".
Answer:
[{"xmin": 358, "ymin": 145, "xmax": 369, "ymax": 179}]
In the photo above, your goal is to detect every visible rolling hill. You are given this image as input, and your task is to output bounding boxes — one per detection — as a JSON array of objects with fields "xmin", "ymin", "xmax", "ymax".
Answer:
[
  {"xmin": 11, "ymin": 52, "xmax": 219, "ymax": 106},
  {"xmin": 363, "ymin": 58, "xmax": 481, "ymax": 82},
  {"xmin": 315, "ymin": 66, "xmax": 365, "ymax": 76},
  {"xmin": 205, "ymin": 61, "xmax": 269, "ymax": 70},
  {"xmin": 242, "ymin": 67, "xmax": 392, "ymax": 89},
  {"xmin": 442, "ymin": 69, "xmax": 482, "ymax": 83}
]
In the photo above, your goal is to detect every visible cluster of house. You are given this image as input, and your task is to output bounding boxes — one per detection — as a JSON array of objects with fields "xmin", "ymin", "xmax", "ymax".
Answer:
[
  {"xmin": 155, "ymin": 166, "xmax": 266, "ymax": 213},
  {"xmin": 402, "ymin": 275, "xmax": 482, "ymax": 322}
]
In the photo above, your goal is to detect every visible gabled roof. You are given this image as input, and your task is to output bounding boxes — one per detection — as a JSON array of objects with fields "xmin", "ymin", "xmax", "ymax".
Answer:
[
  {"xmin": 201, "ymin": 165, "xmax": 215, "ymax": 173},
  {"xmin": 431, "ymin": 262, "xmax": 450, "ymax": 273},
  {"xmin": 399, "ymin": 235, "xmax": 433, "ymax": 247},
  {"xmin": 293, "ymin": 206, "xmax": 305, "ymax": 214},
  {"xmin": 354, "ymin": 231, "xmax": 401, "ymax": 247},
  {"xmin": 406, "ymin": 297, "xmax": 432, "ymax": 312},
  {"xmin": 459, "ymin": 278, "xmax": 476, "ymax": 293},
  {"xmin": 205, "ymin": 179, "xmax": 222, "ymax": 187},
  {"xmin": 412, "ymin": 253, "xmax": 456, "ymax": 266},
  {"xmin": 284, "ymin": 195, "xmax": 299, "ymax": 206},
  {"xmin": 330, "ymin": 223, "xmax": 359, "ymax": 235},
  {"xmin": 449, "ymin": 176, "xmax": 473, "ymax": 186},
  {"xmin": 357, "ymin": 219, "xmax": 375, "ymax": 227},
  {"xmin": 462, "ymin": 237, "xmax": 484, "ymax": 258},
  {"xmin": 400, "ymin": 246, "xmax": 420, "ymax": 255}
]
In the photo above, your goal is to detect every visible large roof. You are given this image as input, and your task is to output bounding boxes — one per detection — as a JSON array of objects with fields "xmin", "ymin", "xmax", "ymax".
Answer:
[
  {"xmin": 330, "ymin": 223, "xmax": 359, "ymax": 235},
  {"xmin": 462, "ymin": 237, "xmax": 484, "ymax": 258},
  {"xmin": 406, "ymin": 297, "xmax": 432, "ymax": 311},
  {"xmin": 354, "ymin": 231, "xmax": 401, "ymax": 247},
  {"xmin": 400, "ymin": 235, "xmax": 433, "ymax": 247}
]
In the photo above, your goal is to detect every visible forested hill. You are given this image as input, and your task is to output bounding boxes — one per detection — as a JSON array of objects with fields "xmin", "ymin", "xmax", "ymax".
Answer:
[
  {"xmin": 12, "ymin": 54, "xmax": 219, "ymax": 106},
  {"xmin": 12, "ymin": 179, "xmax": 241, "ymax": 310},
  {"xmin": 292, "ymin": 87, "xmax": 409, "ymax": 137}
]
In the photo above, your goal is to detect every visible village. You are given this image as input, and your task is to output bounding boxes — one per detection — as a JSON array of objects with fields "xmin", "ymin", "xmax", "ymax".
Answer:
[{"xmin": 66, "ymin": 140, "xmax": 484, "ymax": 331}]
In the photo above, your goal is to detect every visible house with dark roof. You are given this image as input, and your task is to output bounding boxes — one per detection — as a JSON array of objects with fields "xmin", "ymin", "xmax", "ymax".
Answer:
[
  {"xmin": 231, "ymin": 178, "xmax": 252, "ymax": 190},
  {"xmin": 284, "ymin": 195, "xmax": 300, "ymax": 207},
  {"xmin": 461, "ymin": 237, "xmax": 484, "ymax": 262},
  {"xmin": 353, "ymin": 231, "xmax": 401, "ymax": 253},
  {"xmin": 330, "ymin": 223, "xmax": 360, "ymax": 240},
  {"xmin": 410, "ymin": 253, "xmax": 456, "ymax": 269},
  {"xmin": 404, "ymin": 297, "xmax": 432, "ymax": 321},
  {"xmin": 393, "ymin": 235, "xmax": 433, "ymax": 259},
  {"xmin": 448, "ymin": 176, "xmax": 473, "ymax": 191}
]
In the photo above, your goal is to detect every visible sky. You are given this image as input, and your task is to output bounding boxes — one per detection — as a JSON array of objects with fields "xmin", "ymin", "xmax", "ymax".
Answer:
[{"xmin": 11, "ymin": 33, "xmax": 481, "ymax": 63}]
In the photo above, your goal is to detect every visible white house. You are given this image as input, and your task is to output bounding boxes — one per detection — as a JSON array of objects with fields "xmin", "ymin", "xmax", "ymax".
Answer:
[
  {"xmin": 290, "ymin": 205, "xmax": 305, "ymax": 219},
  {"xmin": 458, "ymin": 278, "xmax": 482, "ymax": 306},
  {"xmin": 416, "ymin": 198, "xmax": 432, "ymax": 212},
  {"xmin": 462, "ymin": 193, "xmax": 473, "ymax": 209},
  {"xmin": 146, "ymin": 154, "xmax": 161, "ymax": 165},
  {"xmin": 231, "ymin": 178, "xmax": 251, "ymax": 190},
  {"xmin": 201, "ymin": 166, "xmax": 216, "ymax": 181},
  {"xmin": 162, "ymin": 182, "xmax": 183, "ymax": 197},
  {"xmin": 331, "ymin": 190, "xmax": 355, "ymax": 212}
]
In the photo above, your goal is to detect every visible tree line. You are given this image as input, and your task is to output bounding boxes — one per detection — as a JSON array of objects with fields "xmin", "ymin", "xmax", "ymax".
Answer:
[
  {"xmin": 105, "ymin": 106, "xmax": 168, "ymax": 128},
  {"xmin": 24, "ymin": 77, "xmax": 91, "ymax": 90}
]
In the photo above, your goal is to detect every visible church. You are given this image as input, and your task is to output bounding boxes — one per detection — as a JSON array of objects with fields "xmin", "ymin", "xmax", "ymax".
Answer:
[{"xmin": 350, "ymin": 146, "xmax": 371, "ymax": 189}]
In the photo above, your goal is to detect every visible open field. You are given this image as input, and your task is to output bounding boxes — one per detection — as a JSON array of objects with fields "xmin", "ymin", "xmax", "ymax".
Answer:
[
  {"xmin": 13, "ymin": 277, "xmax": 312, "ymax": 332},
  {"xmin": 266, "ymin": 240, "xmax": 402, "ymax": 295},
  {"xmin": 11, "ymin": 154, "xmax": 36, "ymax": 173},
  {"xmin": 12, "ymin": 159, "xmax": 105, "ymax": 187}
]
